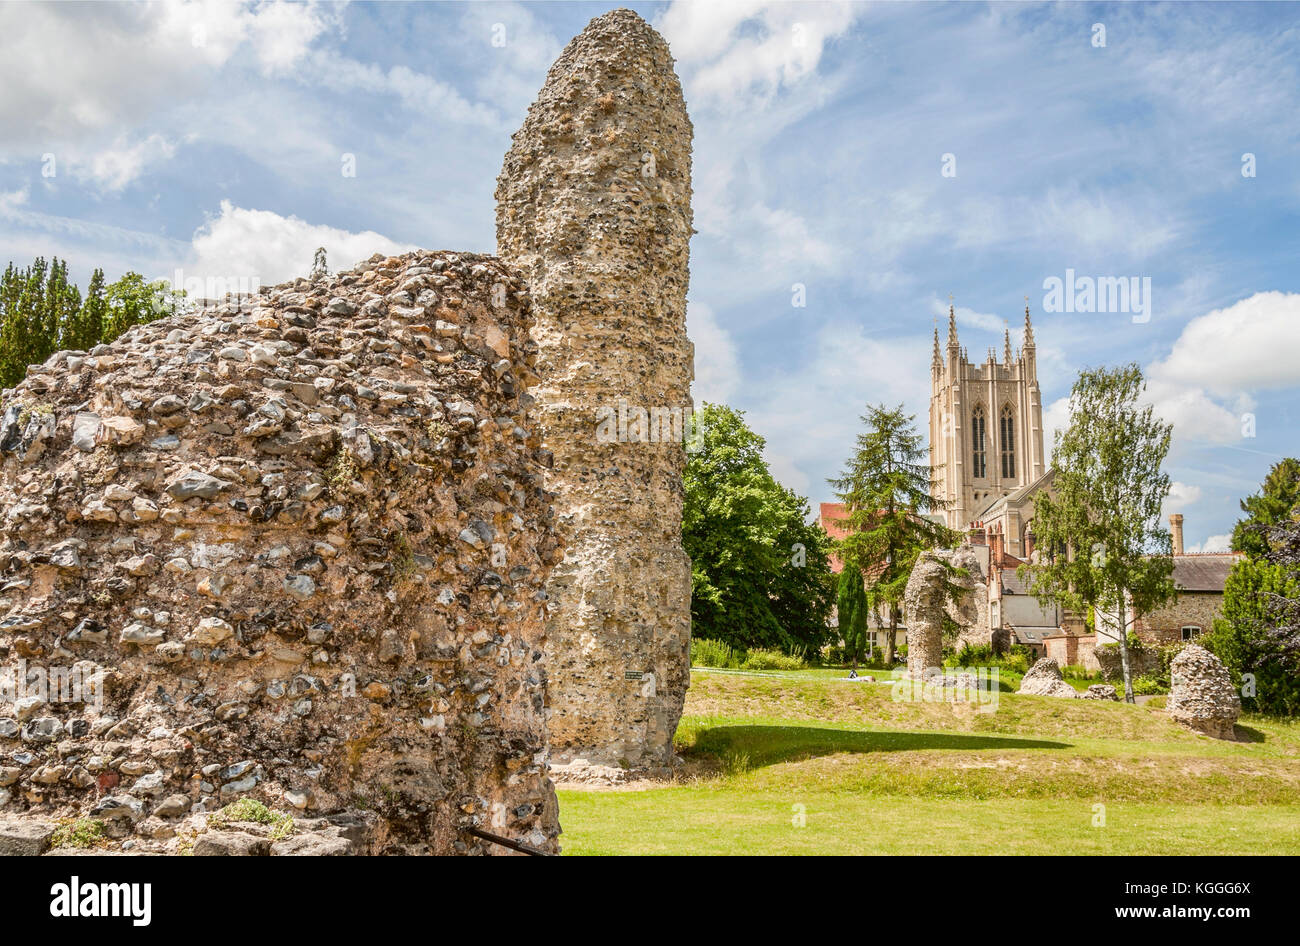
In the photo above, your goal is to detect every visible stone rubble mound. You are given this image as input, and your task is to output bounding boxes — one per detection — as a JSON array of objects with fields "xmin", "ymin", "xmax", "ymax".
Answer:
[
  {"xmin": 1168, "ymin": 643, "xmax": 1240, "ymax": 740},
  {"xmin": 0, "ymin": 250, "xmax": 563, "ymax": 854},
  {"xmin": 1016, "ymin": 657, "xmax": 1079, "ymax": 699}
]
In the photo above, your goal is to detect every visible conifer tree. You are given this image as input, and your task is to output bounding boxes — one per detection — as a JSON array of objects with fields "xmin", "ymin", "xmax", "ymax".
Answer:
[{"xmin": 829, "ymin": 404, "xmax": 956, "ymax": 664}]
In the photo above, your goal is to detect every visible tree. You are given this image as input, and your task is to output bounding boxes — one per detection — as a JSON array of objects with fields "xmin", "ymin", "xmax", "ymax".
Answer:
[
  {"xmin": 1204, "ymin": 463, "xmax": 1300, "ymax": 715},
  {"xmin": 683, "ymin": 403, "xmax": 835, "ymax": 653},
  {"xmin": 829, "ymin": 403, "xmax": 955, "ymax": 664},
  {"xmin": 0, "ymin": 260, "xmax": 186, "ymax": 391},
  {"xmin": 835, "ymin": 567, "xmax": 870, "ymax": 667},
  {"xmin": 61, "ymin": 268, "xmax": 107, "ymax": 352},
  {"xmin": 1231, "ymin": 458, "xmax": 1300, "ymax": 557},
  {"xmin": 1018, "ymin": 364, "xmax": 1176, "ymax": 702},
  {"xmin": 103, "ymin": 272, "xmax": 182, "ymax": 343}
]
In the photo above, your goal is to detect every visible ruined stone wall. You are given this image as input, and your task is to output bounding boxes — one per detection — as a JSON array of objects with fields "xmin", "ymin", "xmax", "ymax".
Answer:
[
  {"xmin": 0, "ymin": 251, "xmax": 562, "ymax": 854},
  {"xmin": 496, "ymin": 9, "xmax": 694, "ymax": 774}
]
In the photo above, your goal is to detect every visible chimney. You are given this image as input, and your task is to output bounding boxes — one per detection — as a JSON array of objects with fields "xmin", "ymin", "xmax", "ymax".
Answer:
[
  {"xmin": 1024, "ymin": 531, "xmax": 1036, "ymax": 559},
  {"xmin": 1169, "ymin": 514, "xmax": 1184, "ymax": 556}
]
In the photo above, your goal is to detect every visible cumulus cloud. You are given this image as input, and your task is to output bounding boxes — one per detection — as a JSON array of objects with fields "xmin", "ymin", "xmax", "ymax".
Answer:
[
  {"xmin": 0, "ymin": 1, "xmax": 333, "ymax": 145},
  {"xmin": 1186, "ymin": 534, "xmax": 1231, "ymax": 554},
  {"xmin": 68, "ymin": 134, "xmax": 178, "ymax": 193},
  {"xmin": 1163, "ymin": 481, "xmax": 1203, "ymax": 515},
  {"xmin": 188, "ymin": 201, "xmax": 416, "ymax": 288},
  {"xmin": 1147, "ymin": 291, "xmax": 1300, "ymax": 446},
  {"xmin": 1042, "ymin": 396, "xmax": 1070, "ymax": 459},
  {"xmin": 659, "ymin": 1, "xmax": 859, "ymax": 111},
  {"xmin": 0, "ymin": 187, "xmax": 29, "ymax": 214},
  {"xmin": 745, "ymin": 321, "xmax": 931, "ymax": 504},
  {"xmin": 687, "ymin": 301, "xmax": 742, "ymax": 406}
]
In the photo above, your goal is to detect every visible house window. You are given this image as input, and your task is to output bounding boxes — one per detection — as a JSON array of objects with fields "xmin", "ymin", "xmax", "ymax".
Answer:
[
  {"xmin": 1000, "ymin": 405, "xmax": 1016, "ymax": 479},
  {"xmin": 972, "ymin": 406, "xmax": 987, "ymax": 479},
  {"xmin": 1181, "ymin": 625, "xmax": 1201, "ymax": 641}
]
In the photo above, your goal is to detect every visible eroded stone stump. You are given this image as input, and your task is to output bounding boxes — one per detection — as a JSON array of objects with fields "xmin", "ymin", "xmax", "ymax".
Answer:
[
  {"xmin": 496, "ymin": 9, "xmax": 694, "ymax": 775},
  {"xmin": 0, "ymin": 251, "xmax": 562, "ymax": 854},
  {"xmin": 1168, "ymin": 643, "xmax": 1240, "ymax": 739},
  {"xmin": 903, "ymin": 553, "xmax": 949, "ymax": 679},
  {"xmin": 1016, "ymin": 657, "xmax": 1079, "ymax": 699}
]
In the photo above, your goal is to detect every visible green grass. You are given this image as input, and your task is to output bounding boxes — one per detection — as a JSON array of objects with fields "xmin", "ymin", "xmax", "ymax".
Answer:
[
  {"xmin": 556, "ymin": 669, "xmax": 1300, "ymax": 855},
  {"xmin": 559, "ymin": 791, "xmax": 1299, "ymax": 855}
]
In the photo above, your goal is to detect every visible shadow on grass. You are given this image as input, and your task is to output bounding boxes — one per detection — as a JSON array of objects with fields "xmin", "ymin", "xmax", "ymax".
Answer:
[
  {"xmin": 685, "ymin": 725, "xmax": 1072, "ymax": 770},
  {"xmin": 1234, "ymin": 725, "xmax": 1266, "ymax": 743}
]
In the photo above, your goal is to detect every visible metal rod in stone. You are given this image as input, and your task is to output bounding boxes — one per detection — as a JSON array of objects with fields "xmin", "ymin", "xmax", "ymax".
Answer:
[{"xmin": 464, "ymin": 827, "xmax": 555, "ymax": 857}]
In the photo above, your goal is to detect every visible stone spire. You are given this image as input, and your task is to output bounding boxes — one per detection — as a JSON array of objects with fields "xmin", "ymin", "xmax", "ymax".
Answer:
[
  {"xmin": 932, "ymin": 322, "xmax": 941, "ymax": 368},
  {"xmin": 1023, "ymin": 300, "xmax": 1035, "ymax": 348},
  {"xmin": 946, "ymin": 300, "xmax": 959, "ymax": 351},
  {"xmin": 496, "ymin": 8, "xmax": 693, "ymax": 777},
  {"xmin": 1003, "ymin": 325, "xmax": 1012, "ymax": 363}
]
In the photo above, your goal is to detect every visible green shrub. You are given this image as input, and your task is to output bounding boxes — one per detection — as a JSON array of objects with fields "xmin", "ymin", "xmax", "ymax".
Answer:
[
  {"xmin": 740, "ymin": 648, "xmax": 808, "ymax": 671},
  {"xmin": 1127, "ymin": 675, "xmax": 1167, "ymax": 696},
  {"xmin": 1061, "ymin": 664, "xmax": 1101, "ymax": 681},
  {"xmin": 691, "ymin": 638, "xmax": 741, "ymax": 669},
  {"xmin": 948, "ymin": 642, "xmax": 1030, "ymax": 674}
]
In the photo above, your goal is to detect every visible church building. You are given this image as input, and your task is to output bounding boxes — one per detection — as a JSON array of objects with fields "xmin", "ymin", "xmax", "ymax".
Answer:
[
  {"xmin": 929, "ymin": 302, "xmax": 1049, "ymax": 548},
  {"xmin": 929, "ymin": 302, "xmax": 1065, "ymax": 655}
]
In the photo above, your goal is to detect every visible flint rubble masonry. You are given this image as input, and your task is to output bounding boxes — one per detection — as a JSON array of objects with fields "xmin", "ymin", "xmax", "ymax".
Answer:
[
  {"xmin": 496, "ymin": 8, "xmax": 695, "ymax": 774},
  {"xmin": 0, "ymin": 251, "xmax": 563, "ymax": 854}
]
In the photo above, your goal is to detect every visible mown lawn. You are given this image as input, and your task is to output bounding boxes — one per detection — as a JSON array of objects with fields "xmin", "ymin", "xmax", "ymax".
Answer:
[{"xmin": 556, "ymin": 669, "xmax": 1300, "ymax": 855}]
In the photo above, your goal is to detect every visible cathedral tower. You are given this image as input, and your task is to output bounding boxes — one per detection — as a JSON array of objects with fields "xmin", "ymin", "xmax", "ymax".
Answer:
[{"xmin": 930, "ymin": 302, "xmax": 1046, "ymax": 531}]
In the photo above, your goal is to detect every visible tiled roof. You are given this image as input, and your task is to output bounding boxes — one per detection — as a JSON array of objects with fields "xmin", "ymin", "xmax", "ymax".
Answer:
[{"xmin": 1171, "ymin": 553, "xmax": 1240, "ymax": 592}]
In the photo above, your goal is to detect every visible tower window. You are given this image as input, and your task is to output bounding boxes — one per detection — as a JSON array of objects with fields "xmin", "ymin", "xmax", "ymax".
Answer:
[
  {"xmin": 1000, "ymin": 405, "xmax": 1016, "ymax": 479},
  {"xmin": 972, "ymin": 407, "xmax": 986, "ymax": 479}
]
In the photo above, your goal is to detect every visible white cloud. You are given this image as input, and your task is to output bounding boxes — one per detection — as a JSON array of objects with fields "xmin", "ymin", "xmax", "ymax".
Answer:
[
  {"xmin": 1147, "ymin": 291, "xmax": 1300, "ymax": 447},
  {"xmin": 1186, "ymin": 533, "xmax": 1231, "ymax": 554},
  {"xmin": 0, "ymin": 187, "xmax": 29, "ymax": 214},
  {"xmin": 1164, "ymin": 481, "xmax": 1203, "ymax": 515},
  {"xmin": 1152, "ymin": 291, "xmax": 1300, "ymax": 395},
  {"xmin": 746, "ymin": 320, "xmax": 931, "ymax": 505},
  {"xmin": 687, "ymin": 301, "xmax": 741, "ymax": 406},
  {"xmin": 70, "ymin": 134, "xmax": 178, "ymax": 193},
  {"xmin": 188, "ymin": 200, "xmax": 416, "ymax": 287},
  {"xmin": 658, "ymin": 1, "xmax": 859, "ymax": 111},
  {"xmin": 245, "ymin": 0, "xmax": 334, "ymax": 76},
  {"xmin": 0, "ymin": 2, "xmax": 333, "ymax": 146},
  {"xmin": 1042, "ymin": 396, "xmax": 1070, "ymax": 460},
  {"xmin": 930, "ymin": 298, "xmax": 1010, "ymax": 336}
]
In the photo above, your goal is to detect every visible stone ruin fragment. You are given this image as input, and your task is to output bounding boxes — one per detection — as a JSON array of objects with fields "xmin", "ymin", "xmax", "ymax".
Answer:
[
  {"xmin": 1016, "ymin": 657, "xmax": 1079, "ymax": 699},
  {"xmin": 0, "ymin": 251, "xmax": 563, "ymax": 854},
  {"xmin": 1168, "ymin": 643, "xmax": 1240, "ymax": 740},
  {"xmin": 903, "ymin": 547, "xmax": 986, "ymax": 682},
  {"xmin": 497, "ymin": 9, "xmax": 695, "ymax": 777}
]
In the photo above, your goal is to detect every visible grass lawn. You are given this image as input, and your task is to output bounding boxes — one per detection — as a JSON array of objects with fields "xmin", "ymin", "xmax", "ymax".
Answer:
[{"xmin": 556, "ymin": 668, "xmax": 1300, "ymax": 855}]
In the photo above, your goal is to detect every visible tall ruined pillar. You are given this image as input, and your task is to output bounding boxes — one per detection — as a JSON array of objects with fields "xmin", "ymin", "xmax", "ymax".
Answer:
[{"xmin": 496, "ymin": 9, "xmax": 693, "ymax": 777}]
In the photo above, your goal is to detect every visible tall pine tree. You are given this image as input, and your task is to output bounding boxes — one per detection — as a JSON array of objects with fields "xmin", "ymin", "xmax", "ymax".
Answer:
[{"xmin": 829, "ymin": 404, "xmax": 955, "ymax": 664}]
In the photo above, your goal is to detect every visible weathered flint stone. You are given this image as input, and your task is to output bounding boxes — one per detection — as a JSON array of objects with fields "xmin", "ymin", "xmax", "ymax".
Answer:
[
  {"xmin": 497, "ymin": 8, "xmax": 694, "ymax": 775},
  {"xmin": 0, "ymin": 250, "xmax": 562, "ymax": 855},
  {"xmin": 1168, "ymin": 644, "xmax": 1240, "ymax": 739}
]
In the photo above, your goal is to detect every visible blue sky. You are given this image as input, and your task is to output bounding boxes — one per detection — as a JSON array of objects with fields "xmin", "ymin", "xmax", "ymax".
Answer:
[{"xmin": 2, "ymin": 1, "xmax": 1298, "ymax": 550}]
